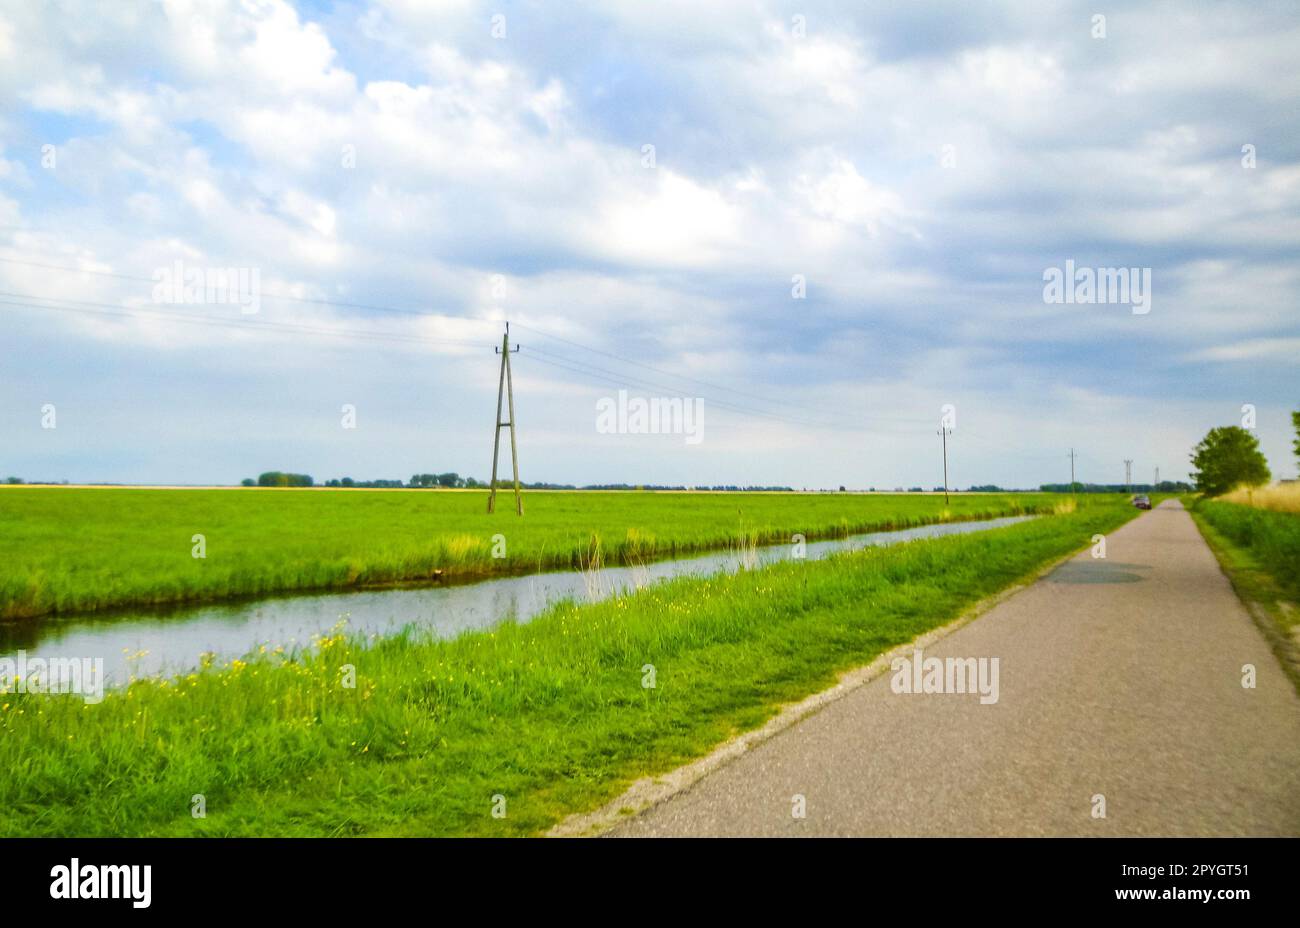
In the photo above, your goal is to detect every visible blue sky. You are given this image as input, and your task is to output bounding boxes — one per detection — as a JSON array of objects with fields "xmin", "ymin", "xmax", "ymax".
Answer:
[{"xmin": 1, "ymin": 0, "xmax": 1297, "ymax": 488}]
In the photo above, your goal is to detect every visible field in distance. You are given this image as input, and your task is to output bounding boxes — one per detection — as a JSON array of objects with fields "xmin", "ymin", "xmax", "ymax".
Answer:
[{"xmin": 0, "ymin": 487, "xmax": 1051, "ymax": 621}]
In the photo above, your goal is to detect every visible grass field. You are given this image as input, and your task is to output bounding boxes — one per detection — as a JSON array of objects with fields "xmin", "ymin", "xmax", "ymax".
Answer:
[
  {"xmin": 0, "ymin": 496, "xmax": 1138, "ymax": 837},
  {"xmin": 0, "ymin": 487, "xmax": 1052, "ymax": 621}
]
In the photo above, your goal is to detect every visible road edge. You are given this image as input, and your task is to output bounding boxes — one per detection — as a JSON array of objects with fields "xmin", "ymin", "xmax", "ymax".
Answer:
[
  {"xmin": 546, "ymin": 534, "xmax": 1105, "ymax": 838},
  {"xmin": 1188, "ymin": 505, "xmax": 1300, "ymax": 696}
]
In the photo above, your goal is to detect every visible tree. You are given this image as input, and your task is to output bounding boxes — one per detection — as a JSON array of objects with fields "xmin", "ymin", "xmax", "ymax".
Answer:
[
  {"xmin": 257, "ymin": 471, "xmax": 313, "ymax": 488},
  {"xmin": 1189, "ymin": 426, "xmax": 1270, "ymax": 496},
  {"xmin": 1292, "ymin": 409, "xmax": 1299, "ymax": 467},
  {"xmin": 240, "ymin": 478, "xmax": 255, "ymax": 487}
]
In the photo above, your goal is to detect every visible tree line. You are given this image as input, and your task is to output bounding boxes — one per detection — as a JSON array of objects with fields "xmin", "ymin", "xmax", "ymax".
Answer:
[{"xmin": 241, "ymin": 471, "xmax": 484, "ymax": 489}]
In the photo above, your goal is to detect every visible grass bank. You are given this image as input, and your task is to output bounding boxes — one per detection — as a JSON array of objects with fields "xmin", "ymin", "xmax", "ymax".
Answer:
[
  {"xmin": 1191, "ymin": 498, "xmax": 1300, "ymax": 692},
  {"xmin": 0, "ymin": 487, "xmax": 1049, "ymax": 621},
  {"xmin": 0, "ymin": 497, "xmax": 1137, "ymax": 837}
]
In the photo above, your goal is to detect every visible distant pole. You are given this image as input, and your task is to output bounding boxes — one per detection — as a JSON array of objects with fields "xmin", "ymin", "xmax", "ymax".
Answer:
[
  {"xmin": 1154, "ymin": 466, "xmax": 1159, "ymax": 490},
  {"xmin": 1123, "ymin": 459, "xmax": 1133, "ymax": 495},
  {"xmin": 487, "ymin": 323, "xmax": 523, "ymax": 515},
  {"xmin": 1069, "ymin": 448, "xmax": 1077, "ymax": 498},
  {"xmin": 938, "ymin": 424, "xmax": 952, "ymax": 505}
]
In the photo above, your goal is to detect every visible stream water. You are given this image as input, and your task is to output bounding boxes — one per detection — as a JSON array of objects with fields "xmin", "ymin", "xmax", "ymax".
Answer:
[{"xmin": 0, "ymin": 515, "xmax": 1034, "ymax": 684}]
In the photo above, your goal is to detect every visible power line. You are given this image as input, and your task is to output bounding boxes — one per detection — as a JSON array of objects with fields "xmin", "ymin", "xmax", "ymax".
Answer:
[
  {"xmin": 0, "ymin": 253, "xmax": 488, "ymax": 324},
  {"xmin": 523, "ymin": 344, "xmax": 835, "ymax": 429},
  {"xmin": 511, "ymin": 319, "xmax": 806, "ymax": 411},
  {"xmin": 515, "ymin": 319, "xmax": 940, "ymax": 427},
  {"xmin": 523, "ymin": 351, "xmax": 830, "ymax": 429},
  {"xmin": 1, "ymin": 286, "xmax": 834, "ymax": 428},
  {"xmin": 2, "ymin": 285, "xmax": 847, "ymax": 429},
  {"xmin": 0, "ymin": 254, "xmax": 957, "ymax": 437},
  {"xmin": 0, "ymin": 253, "xmax": 854, "ymax": 421},
  {"xmin": 0, "ymin": 292, "xmax": 487, "ymax": 349}
]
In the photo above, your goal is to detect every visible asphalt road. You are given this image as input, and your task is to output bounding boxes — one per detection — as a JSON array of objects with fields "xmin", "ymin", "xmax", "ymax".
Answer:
[{"xmin": 610, "ymin": 501, "xmax": 1300, "ymax": 836}]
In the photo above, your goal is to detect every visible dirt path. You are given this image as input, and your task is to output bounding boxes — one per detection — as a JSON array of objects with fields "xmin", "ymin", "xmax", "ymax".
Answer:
[{"xmin": 609, "ymin": 501, "xmax": 1300, "ymax": 836}]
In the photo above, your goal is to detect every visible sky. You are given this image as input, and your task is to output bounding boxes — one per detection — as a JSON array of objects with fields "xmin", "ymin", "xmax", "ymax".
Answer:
[{"xmin": 0, "ymin": 0, "xmax": 1297, "ymax": 489}]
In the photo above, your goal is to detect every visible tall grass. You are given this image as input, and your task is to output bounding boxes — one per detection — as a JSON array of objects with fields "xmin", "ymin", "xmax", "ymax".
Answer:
[
  {"xmin": 1195, "ymin": 498, "xmax": 1300, "ymax": 602},
  {"xmin": 0, "ymin": 498, "xmax": 1138, "ymax": 837},
  {"xmin": 1219, "ymin": 482, "xmax": 1300, "ymax": 515},
  {"xmin": 0, "ymin": 487, "xmax": 1052, "ymax": 621}
]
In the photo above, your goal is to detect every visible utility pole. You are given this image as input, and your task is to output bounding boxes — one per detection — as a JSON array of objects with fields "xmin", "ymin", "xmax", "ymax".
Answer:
[
  {"xmin": 487, "ymin": 323, "xmax": 523, "ymax": 515},
  {"xmin": 938, "ymin": 423, "xmax": 952, "ymax": 505},
  {"xmin": 1154, "ymin": 466, "xmax": 1159, "ymax": 490},
  {"xmin": 1123, "ymin": 459, "xmax": 1133, "ymax": 495},
  {"xmin": 1068, "ymin": 448, "xmax": 1077, "ymax": 498}
]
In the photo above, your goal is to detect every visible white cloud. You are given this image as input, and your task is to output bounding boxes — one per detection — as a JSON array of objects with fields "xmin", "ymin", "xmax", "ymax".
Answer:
[
  {"xmin": 0, "ymin": 0, "xmax": 1297, "ymax": 486},
  {"xmin": 1187, "ymin": 338, "xmax": 1300, "ymax": 363}
]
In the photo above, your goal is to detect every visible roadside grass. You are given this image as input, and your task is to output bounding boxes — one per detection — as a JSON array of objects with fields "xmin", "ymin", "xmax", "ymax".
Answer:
[
  {"xmin": 0, "ymin": 487, "xmax": 1051, "ymax": 621},
  {"xmin": 1191, "ymin": 499, "xmax": 1300, "ymax": 693},
  {"xmin": 0, "ymin": 498, "xmax": 1138, "ymax": 837}
]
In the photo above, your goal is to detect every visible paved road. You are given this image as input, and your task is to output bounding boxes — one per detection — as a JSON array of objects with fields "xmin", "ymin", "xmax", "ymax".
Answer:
[{"xmin": 611, "ymin": 501, "xmax": 1300, "ymax": 836}]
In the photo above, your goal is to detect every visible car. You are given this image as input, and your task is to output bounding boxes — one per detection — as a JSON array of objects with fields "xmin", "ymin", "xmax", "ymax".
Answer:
[{"xmin": 1133, "ymin": 495, "xmax": 1152, "ymax": 509}]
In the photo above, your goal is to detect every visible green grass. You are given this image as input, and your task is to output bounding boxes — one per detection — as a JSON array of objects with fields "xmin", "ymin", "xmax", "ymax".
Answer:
[
  {"xmin": 0, "ymin": 497, "xmax": 1137, "ymax": 837},
  {"xmin": 0, "ymin": 487, "xmax": 1051, "ymax": 620},
  {"xmin": 1193, "ymin": 499, "xmax": 1300, "ymax": 603},
  {"xmin": 1191, "ymin": 498, "xmax": 1300, "ymax": 692}
]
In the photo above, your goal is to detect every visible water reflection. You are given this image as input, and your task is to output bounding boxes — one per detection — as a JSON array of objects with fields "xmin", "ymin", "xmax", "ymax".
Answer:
[{"xmin": 0, "ymin": 515, "xmax": 1034, "ymax": 684}]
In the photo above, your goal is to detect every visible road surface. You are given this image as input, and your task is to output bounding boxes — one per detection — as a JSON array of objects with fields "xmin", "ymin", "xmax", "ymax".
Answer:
[{"xmin": 610, "ymin": 500, "xmax": 1300, "ymax": 836}]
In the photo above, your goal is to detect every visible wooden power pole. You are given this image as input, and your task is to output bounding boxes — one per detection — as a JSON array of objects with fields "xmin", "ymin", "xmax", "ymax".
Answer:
[
  {"xmin": 938, "ymin": 424, "xmax": 952, "ymax": 504},
  {"xmin": 487, "ymin": 323, "xmax": 523, "ymax": 515}
]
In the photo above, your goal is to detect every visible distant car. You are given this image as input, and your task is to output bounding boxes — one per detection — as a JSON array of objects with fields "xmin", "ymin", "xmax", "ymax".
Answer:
[{"xmin": 1133, "ymin": 495, "xmax": 1152, "ymax": 509}]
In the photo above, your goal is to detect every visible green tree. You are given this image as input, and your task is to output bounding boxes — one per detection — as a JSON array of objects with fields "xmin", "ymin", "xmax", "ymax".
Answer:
[
  {"xmin": 1189, "ymin": 426, "xmax": 1270, "ymax": 496},
  {"xmin": 1292, "ymin": 409, "xmax": 1299, "ymax": 467},
  {"xmin": 257, "ymin": 471, "xmax": 313, "ymax": 488}
]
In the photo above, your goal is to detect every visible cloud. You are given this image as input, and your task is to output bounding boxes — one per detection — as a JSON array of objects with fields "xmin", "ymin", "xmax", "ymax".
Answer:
[
  {"xmin": 0, "ymin": 0, "xmax": 1297, "ymax": 486},
  {"xmin": 1187, "ymin": 338, "xmax": 1300, "ymax": 363}
]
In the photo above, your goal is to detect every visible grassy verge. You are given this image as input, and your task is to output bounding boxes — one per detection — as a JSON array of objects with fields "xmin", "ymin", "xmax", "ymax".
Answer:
[
  {"xmin": 0, "ymin": 487, "xmax": 1050, "ymax": 621},
  {"xmin": 1190, "ymin": 499, "xmax": 1300, "ymax": 693},
  {"xmin": 0, "ymin": 498, "xmax": 1137, "ymax": 837}
]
